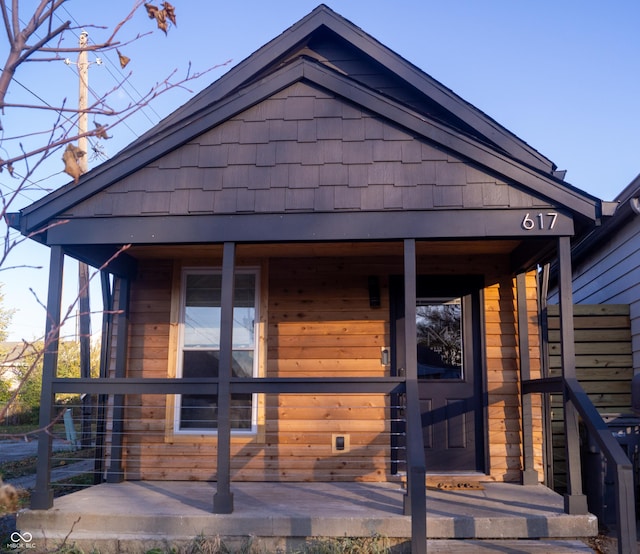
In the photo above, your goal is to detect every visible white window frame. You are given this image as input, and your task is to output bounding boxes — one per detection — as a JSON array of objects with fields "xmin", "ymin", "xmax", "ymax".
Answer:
[{"xmin": 174, "ymin": 266, "xmax": 260, "ymax": 435}]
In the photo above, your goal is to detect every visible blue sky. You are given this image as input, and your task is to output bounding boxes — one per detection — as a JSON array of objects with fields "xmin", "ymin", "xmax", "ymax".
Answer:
[{"xmin": 2, "ymin": 0, "xmax": 639, "ymax": 340}]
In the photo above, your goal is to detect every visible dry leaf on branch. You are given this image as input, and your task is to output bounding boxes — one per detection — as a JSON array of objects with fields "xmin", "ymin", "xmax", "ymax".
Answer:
[
  {"xmin": 163, "ymin": 2, "xmax": 177, "ymax": 26},
  {"xmin": 145, "ymin": 2, "xmax": 177, "ymax": 34},
  {"xmin": 62, "ymin": 144, "xmax": 86, "ymax": 183},
  {"xmin": 94, "ymin": 122, "xmax": 111, "ymax": 140},
  {"xmin": 0, "ymin": 159, "xmax": 14, "ymax": 176},
  {"xmin": 116, "ymin": 49, "xmax": 130, "ymax": 69}
]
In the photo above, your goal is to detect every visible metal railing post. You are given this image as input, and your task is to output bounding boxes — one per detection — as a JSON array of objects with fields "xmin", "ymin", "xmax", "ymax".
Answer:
[
  {"xmin": 106, "ymin": 277, "xmax": 130, "ymax": 483},
  {"xmin": 402, "ymin": 239, "xmax": 426, "ymax": 554},
  {"xmin": 557, "ymin": 237, "xmax": 588, "ymax": 514},
  {"xmin": 214, "ymin": 241, "xmax": 235, "ymax": 513},
  {"xmin": 31, "ymin": 246, "xmax": 64, "ymax": 509}
]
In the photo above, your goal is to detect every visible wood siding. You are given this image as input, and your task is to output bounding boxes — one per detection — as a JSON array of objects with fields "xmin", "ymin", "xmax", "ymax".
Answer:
[
  {"xmin": 485, "ymin": 271, "xmax": 543, "ymax": 482},
  {"xmin": 546, "ymin": 304, "xmax": 633, "ymax": 490},
  {"xmin": 118, "ymin": 251, "xmax": 542, "ymax": 484}
]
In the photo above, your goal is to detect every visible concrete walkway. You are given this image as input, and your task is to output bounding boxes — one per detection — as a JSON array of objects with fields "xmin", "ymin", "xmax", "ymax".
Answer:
[{"xmin": 17, "ymin": 481, "xmax": 599, "ymax": 553}]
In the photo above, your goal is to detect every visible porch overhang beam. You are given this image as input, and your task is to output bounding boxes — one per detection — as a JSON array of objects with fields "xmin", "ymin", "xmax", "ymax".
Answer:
[{"xmin": 41, "ymin": 210, "xmax": 575, "ymax": 246}]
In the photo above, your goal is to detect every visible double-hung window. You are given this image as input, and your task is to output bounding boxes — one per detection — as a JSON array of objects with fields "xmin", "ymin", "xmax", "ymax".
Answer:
[{"xmin": 176, "ymin": 268, "xmax": 258, "ymax": 434}]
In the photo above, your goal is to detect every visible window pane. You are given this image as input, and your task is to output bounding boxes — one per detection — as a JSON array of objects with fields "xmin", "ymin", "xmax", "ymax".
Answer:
[
  {"xmin": 184, "ymin": 306, "xmax": 220, "ymax": 347},
  {"xmin": 233, "ymin": 306, "xmax": 255, "ymax": 348},
  {"xmin": 180, "ymin": 394, "xmax": 253, "ymax": 430},
  {"xmin": 184, "ymin": 273, "xmax": 255, "ymax": 348},
  {"xmin": 182, "ymin": 350, "xmax": 254, "ymax": 379},
  {"xmin": 183, "ymin": 350, "xmax": 219, "ymax": 378},
  {"xmin": 186, "ymin": 274, "xmax": 221, "ymax": 306},
  {"xmin": 179, "ymin": 271, "xmax": 257, "ymax": 432},
  {"xmin": 416, "ymin": 298, "xmax": 463, "ymax": 380}
]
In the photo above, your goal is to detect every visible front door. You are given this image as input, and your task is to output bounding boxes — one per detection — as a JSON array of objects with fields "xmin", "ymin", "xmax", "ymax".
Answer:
[{"xmin": 391, "ymin": 276, "xmax": 485, "ymax": 473}]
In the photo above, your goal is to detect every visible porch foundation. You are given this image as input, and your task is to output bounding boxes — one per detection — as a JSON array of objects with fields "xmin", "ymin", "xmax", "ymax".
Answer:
[{"xmin": 16, "ymin": 481, "xmax": 597, "ymax": 552}]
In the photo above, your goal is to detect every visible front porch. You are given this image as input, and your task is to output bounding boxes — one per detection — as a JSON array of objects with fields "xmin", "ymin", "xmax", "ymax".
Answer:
[{"xmin": 17, "ymin": 481, "xmax": 597, "ymax": 553}]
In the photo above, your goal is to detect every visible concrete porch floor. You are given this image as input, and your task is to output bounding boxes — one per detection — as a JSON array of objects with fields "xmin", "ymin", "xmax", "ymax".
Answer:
[{"xmin": 16, "ymin": 481, "xmax": 598, "ymax": 553}]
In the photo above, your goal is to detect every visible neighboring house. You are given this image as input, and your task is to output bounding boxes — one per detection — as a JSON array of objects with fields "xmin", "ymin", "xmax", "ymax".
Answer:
[
  {"xmin": 557, "ymin": 175, "xmax": 640, "ymax": 373},
  {"xmin": 0, "ymin": 342, "xmax": 26, "ymax": 392},
  {"xmin": 8, "ymin": 4, "xmax": 609, "ymax": 542}
]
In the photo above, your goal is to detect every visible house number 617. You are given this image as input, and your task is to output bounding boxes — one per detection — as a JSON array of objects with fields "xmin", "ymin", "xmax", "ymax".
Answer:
[{"xmin": 521, "ymin": 212, "xmax": 558, "ymax": 230}]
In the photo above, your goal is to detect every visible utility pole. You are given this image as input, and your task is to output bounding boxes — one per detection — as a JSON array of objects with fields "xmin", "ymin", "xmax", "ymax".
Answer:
[{"xmin": 67, "ymin": 30, "xmax": 100, "ymax": 449}]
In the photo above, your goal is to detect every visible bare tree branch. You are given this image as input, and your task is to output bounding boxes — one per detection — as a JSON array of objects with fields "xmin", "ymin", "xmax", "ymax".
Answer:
[{"xmin": 15, "ymin": 19, "xmax": 70, "ymax": 66}]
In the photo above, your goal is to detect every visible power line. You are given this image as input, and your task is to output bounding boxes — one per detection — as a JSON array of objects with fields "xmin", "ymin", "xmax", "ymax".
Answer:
[{"xmin": 59, "ymin": 4, "xmax": 163, "ymax": 129}]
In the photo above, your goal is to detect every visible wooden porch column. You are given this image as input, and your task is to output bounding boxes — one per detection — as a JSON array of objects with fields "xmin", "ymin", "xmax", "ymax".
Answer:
[
  {"xmin": 106, "ymin": 276, "xmax": 131, "ymax": 483},
  {"xmin": 516, "ymin": 271, "xmax": 539, "ymax": 485},
  {"xmin": 214, "ymin": 241, "xmax": 235, "ymax": 513},
  {"xmin": 31, "ymin": 246, "xmax": 65, "ymax": 509},
  {"xmin": 402, "ymin": 239, "xmax": 427, "ymax": 554},
  {"xmin": 557, "ymin": 236, "xmax": 588, "ymax": 514}
]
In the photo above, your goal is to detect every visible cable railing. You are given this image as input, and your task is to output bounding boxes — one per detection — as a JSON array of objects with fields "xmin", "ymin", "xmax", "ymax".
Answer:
[
  {"xmin": 31, "ymin": 395, "xmax": 409, "ymax": 485},
  {"xmin": 27, "ymin": 374, "xmax": 427, "ymax": 553}
]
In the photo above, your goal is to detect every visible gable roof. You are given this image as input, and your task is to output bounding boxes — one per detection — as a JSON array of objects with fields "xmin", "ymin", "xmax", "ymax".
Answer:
[
  {"xmin": 571, "ymin": 173, "xmax": 640, "ymax": 263},
  {"xmin": 10, "ymin": 4, "xmax": 601, "ymax": 236}
]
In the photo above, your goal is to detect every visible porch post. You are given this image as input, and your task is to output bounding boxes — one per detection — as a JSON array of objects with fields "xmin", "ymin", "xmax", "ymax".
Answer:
[
  {"xmin": 402, "ymin": 239, "xmax": 427, "ymax": 554},
  {"xmin": 31, "ymin": 245, "xmax": 64, "ymax": 509},
  {"xmin": 94, "ymin": 271, "xmax": 113, "ymax": 482},
  {"xmin": 557, "ymin": 236, "xmax": 588, "ymax": 514},
  {"xmin": 516, "ymin": 271, "xmax": 539, "ymax": 485},
  {"xmin": 106, "ymin": 276, "xmax": 131, "ymax": 483},
  {"xmin": 214, "ymin": 241, "xmax": 235, "ymax": 513}
]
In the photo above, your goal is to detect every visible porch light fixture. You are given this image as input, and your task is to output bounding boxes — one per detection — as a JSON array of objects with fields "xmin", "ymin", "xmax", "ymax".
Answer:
[{"xmin": 368, "ymin": 275, "xmax": 381, "ymax": 308}]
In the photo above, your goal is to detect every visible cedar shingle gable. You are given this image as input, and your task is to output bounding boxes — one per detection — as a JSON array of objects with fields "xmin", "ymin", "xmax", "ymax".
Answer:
[{"xmin": 65, "ymin": 82, "xmax": 552, "ymax": 219}]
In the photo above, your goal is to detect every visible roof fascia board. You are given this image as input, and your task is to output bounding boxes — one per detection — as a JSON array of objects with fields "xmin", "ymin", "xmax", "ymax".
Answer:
[
  {"xmin": 614, "ymin": 172, "xmax": 640, "ymax": 203},
  {"xmin": 44, "ymin": 210, "xmax": 575, "ymax": 246}
]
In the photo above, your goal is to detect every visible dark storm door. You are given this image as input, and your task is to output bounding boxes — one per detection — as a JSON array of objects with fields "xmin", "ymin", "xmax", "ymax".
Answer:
[{"xmin": 391, "ymin": 276, "xmax": 484, "ymax": 473}]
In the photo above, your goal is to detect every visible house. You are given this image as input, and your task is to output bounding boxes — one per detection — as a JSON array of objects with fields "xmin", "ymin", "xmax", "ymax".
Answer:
[
  {"xmin": 555, "ymin": 175, "xmax": 640, "ymax": 374},
  {"xmin": 8, "ymin": 5, "xmax": 619, "ymax": 551}
]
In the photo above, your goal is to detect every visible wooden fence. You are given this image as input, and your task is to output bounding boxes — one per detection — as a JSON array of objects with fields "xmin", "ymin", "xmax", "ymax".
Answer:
[{"xmin": 546, "ymin": 304, "xmax": 633, "ymax": 491}]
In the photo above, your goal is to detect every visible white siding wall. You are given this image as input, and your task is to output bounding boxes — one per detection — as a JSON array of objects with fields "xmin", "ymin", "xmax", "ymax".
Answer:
[{"xmin": 552, "ymin": 215, "xmax": 640, "ymax": 371}]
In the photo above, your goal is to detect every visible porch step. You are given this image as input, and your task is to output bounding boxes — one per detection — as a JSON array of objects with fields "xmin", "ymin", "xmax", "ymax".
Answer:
[{"xmin": 17, "ymin": 481, "xmax": 597, "ymax": 550}]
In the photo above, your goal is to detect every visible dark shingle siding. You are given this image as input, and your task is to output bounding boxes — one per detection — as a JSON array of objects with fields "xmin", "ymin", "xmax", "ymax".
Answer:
[{"xmin": 66, "ymin": 82, "xmax": 545, "ymax": 218}]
